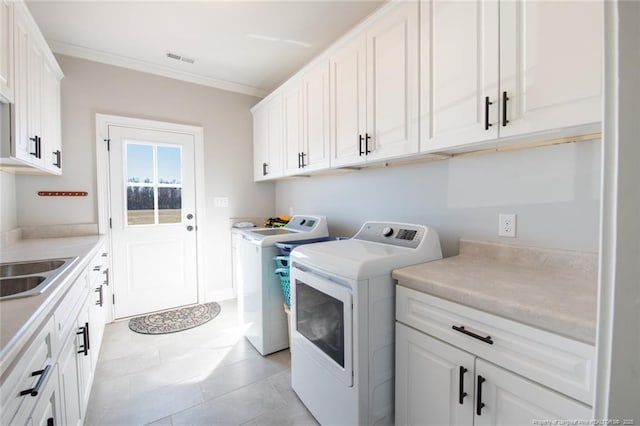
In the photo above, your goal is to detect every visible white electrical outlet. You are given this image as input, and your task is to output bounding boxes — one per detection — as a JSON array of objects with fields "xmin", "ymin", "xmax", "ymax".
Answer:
[{"xmin": 499, "ymin": 214, "xmax": 517, "ymax": 237}]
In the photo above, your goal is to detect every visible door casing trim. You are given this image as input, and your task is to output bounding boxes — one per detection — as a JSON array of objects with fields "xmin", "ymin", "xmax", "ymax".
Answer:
[{"xmin": 95, "ymin": 113, "xmax": 207, "ymax": 311}]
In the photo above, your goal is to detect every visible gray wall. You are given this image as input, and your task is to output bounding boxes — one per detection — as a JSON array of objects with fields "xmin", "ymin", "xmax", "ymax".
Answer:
[
  {"xmin": 276, "ymin": 139, "xmax": 601, "ymax": 257},
  {"xmin": 15, "ymin": 55, "xmax": 275, "ymax": 299},
  {"xmin": 0, "ymin": 171, "xmax": 17, "ymax": 232}
]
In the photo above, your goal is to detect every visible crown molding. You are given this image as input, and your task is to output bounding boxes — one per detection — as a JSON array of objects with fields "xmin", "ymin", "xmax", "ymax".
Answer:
[{"xmin": 48, "ymin": 40, "xmax": 267, "ymax": 98}]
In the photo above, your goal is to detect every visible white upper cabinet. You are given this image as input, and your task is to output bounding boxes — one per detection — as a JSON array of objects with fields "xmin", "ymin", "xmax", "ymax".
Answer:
[
  {"xmin": 0, "ymin": 0, "xmax": 14, "ymax": 103},
  {"xmin": 331, "ymin": 1, "xmax": 419, "ymax": 167},
  {"xmin": 253, "ymin": 95, "xmax": 283, "ymax": 181},
  {"xmin": 253, "ymin": 0, "xmax": 602, "ymax": 180},
  {"xmin": 365, "ymin": 1, "xmax": 419, "ymax": 162},
  {"xmin": 42, "ymin": 59, "xmax": 62, "ymax": 173},
  {"xmin": 2, "ymin": 2, "xmax": 63, "ymax": 174},
  {"xmin": 274, "ymin": 61, "xmax": 331, "ymax": 177},
  {"xmin": 499, "ymin": 0, "xmax": 603, "ymax": 137},
  {"xmin": 282, "ymin": 81, "xmax": 303, "ymax": 176},
  {"xmin": 421, "ymin": 0, "xmax": 499, "ymax": 151},
  {"xmin": 253, "ymin": 102, "xmax": 269, "ymax": 180},
  {"xmin": 12, "ymin": 8, "xmax": 32, "ymax": 165},
  {"xmin": 330, "ymin": 34, "xmax": 367, "ymax": 168},
  {"xmin": 301, "ymin": 60, "xmax": 331, "ymax": 172},
  {"xmin": 421, "ymin": 0, "xmax": 602, "ymax": 153}
]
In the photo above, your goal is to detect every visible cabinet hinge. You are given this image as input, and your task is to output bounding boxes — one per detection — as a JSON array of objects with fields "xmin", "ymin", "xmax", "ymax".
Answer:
[
  {"xmin": 104, "ymin": 138, "xmax": 110, "ymax": 151},
  {"xmin": 109, "ymin": 218, "xmax": 112, "ymax": 229}
]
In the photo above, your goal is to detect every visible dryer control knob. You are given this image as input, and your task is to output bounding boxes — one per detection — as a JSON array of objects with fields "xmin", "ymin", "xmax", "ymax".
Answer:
[{"xmin": 382, "ymin": 227, "xmax": 394, "ymax": 237}]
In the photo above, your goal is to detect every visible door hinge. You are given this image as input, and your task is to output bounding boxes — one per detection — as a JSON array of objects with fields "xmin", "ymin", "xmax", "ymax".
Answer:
[
  {"xmin": 112, "ymin": 294, "xmax": 115, "ymax": 304},
  {"xmin": 109, "ymin": 218, "xmax": 112, "ymax": 229},
  {"xmin": 104, "ymin": 138, "xmax": 110, "ymax": 151}
]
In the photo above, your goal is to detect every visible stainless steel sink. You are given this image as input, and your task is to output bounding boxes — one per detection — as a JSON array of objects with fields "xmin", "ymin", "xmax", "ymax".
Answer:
[
  {"xmin": 0, "ymin": 260, "xmax": 66, "ymax": 278},
  {"xmin": 0, "ymin": 276, "xmax": 46, "ymax": 297},
  {"xmin": 0, "ymin": 257, "xmax": 78, "ymax": 300}
]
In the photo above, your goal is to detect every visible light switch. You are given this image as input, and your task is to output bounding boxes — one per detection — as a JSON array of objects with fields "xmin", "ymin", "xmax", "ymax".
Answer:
[{"xmin": 214, "ymin": 197, "xmax": 229, "ymax": 208}]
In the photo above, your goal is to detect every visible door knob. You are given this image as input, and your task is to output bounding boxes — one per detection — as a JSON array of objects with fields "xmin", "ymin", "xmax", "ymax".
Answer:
[{"xmin": 187, "ymin": 225, "xmax": 194, "ymax": 231}]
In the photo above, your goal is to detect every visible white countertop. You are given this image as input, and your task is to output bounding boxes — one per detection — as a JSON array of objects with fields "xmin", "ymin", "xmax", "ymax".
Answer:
[
  {"xmin": 392, "ymin": 239, "xmax": 598, "ymax": 344},
  {"xmin": 0, "ymin": 235, "xmax": 106, "ymax": 377}
]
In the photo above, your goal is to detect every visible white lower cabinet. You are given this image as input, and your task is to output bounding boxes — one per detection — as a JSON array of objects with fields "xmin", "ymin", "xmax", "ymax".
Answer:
[
  {"xmin": 395, "ymin": 287, "xmax": 593, "ymax": 426},
  {"xmin": 396, "ymin": 323, "xmax": 474, "ymax": 425},
  {"xmin": 27, "ymin": 364, "xmax": 62, "ymax": 426},
  {"xmin": 0, "ymin": 317, "xmax": 56, "ymax": 425},
  {"xmin": 59, "ymin": 330, "xmax": 83, "ymax": 426},
  {"xmin": 396, "ymin": 323, "xmax": 590, "ymax": 426},
  {"xmin": 59, "ymin": 294, "xmax": 96, "ymax": 426},
  {"xmin": 473, "ymin": 359, "xmax": 591, "ymax": 426},
  {"xmin": 0, "ymin": 242, "xmax": 109, "ymax": 426}
]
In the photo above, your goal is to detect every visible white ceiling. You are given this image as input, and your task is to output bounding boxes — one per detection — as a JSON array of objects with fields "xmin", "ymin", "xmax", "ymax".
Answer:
[{"xmin": 26, "ymin": 0, "xmax": 384, "ymax": 97}]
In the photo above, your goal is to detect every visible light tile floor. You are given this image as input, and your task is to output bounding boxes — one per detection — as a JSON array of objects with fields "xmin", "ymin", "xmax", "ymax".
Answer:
[{"xmin": 85, "ymin": 299, "xmax": 319, "ymax": 426}]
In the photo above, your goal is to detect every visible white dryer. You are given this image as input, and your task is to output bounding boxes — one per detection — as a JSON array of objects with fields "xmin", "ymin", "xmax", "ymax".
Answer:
[
  {"xmin": 238, "ymin": 215, "xmax": 328, "ymax": 355},
  {"xmin": 290, "ymin": 221, "xmax": 442, "ymax": 425}
]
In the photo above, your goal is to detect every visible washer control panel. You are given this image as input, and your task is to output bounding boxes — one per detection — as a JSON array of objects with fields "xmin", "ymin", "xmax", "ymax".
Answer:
[
  {"xmin": 285, "ymin": 215, "xmax": 326, "ymax": 232},
  {"xmin": 353, "ymin": 222, "xmax": 426, "ymax": 249}
]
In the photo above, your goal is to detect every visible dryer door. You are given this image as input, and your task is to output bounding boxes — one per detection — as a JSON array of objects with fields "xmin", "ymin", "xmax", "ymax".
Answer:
[{"xmin": 291, "ymin": 266, "xmax": 353, "ymax": 387}]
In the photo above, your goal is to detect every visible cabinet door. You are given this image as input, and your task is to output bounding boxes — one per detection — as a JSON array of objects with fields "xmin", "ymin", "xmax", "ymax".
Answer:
[
  {"xmin": 0, "ymin": 0, "xmax": 14, "ymax": 103},
  {"xmin": 89, "ymin": 289, "xmax": 106, "ymax": 370},
  {"xmin": 12, "ymin": 11, "xmax": 32, "ymax": 163},
  {"xmin": 27, "ymin": 365, "xmax": 61, "ymax": 426},
  {"xmin": 395, "ymin": 323, "xmax": 475, "ymax": 426},
  {"xmin": 266, "ymin": 96, "xmax": 283, "ymax": 179},
  {"xmin": 366, "ymin": 1, "xmax": 419, "ymax": 161},
  {"xmin": 26, "ymin": 36, "xmax": 44, "ymax": 167},
  {"xmin": 329, "ymin": 34, "xmax": 366, "ymax": 168},
  {"xmin": 253, "ymin": 97, "xmax": 283, "ymax": 181},
  {"xmin": 59, "ymin": 335, "xmax": 83, "ymax": 426},
  {"xmin": 282, "ymin": 82, "xmax": 303, "ymax": 176},
  {"xmin": 75, "ymin": 303, "xmax": 93, "ymax": 412},
  {"xmin": 302, "ymin": 60, "xmax": 330, "ymax": 172},
  {"xmin": 499, "ymin": 0, "xmax": 602, "ymax": 138},
  {"xmin": 473, "ymin": 359, "xmax": 591, "ymax": 426},
  {"xmin": 42, "ymin": 60, "xmax": 61, "ymax": 174},
  {"xmin": 253, "ymin": 105, "xmax": 269, "ymax": 181},
  {"xmin": 421, "ymin": 0, "xmax": 499, "ymax": 152}
]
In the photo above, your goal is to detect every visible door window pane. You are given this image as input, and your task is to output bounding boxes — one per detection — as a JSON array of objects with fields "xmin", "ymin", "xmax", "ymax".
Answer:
[
  {"xmin": 157, "ymin": 146, "xmax": 182, "ymax": 184},
  {"xmin": 126, "ymin": 143, "xmax": 153, "ymax": 183},
  {"xmin": 127, "ymin": 186, "xmax": 154, "ymax": 225},
  {"xmin": 158, "ymin": 187, "xmax": 182, "ymax": 224}
]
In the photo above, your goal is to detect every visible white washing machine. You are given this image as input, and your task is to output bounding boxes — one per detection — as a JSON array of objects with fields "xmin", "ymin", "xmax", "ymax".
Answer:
[
  {"xmin": 238, "ymin": 215, "xmax": 328, "ymax": 356},
  {"xmin": 290, "ymin": 221, "xmax": 442, "ymax": 425}
]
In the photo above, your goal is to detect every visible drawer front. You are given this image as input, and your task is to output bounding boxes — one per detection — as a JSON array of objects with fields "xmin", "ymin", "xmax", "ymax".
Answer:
[
  {"xmin": 396, "ymin": 286, "xmax": 595, "ymax": 405},
  {"xmin": 54, "ymin": 269, "xmax": 89, "ymax": 350},
  {"xmin": 88, "ymin": 245, "xmax": 108, "ymax": 291},
  {"xmin": 0, "ymin": 317, "xmax": 55, "ymax": 425},
  {"xmin": 88, "ymin": 246, "xmax": 108, "ymax": 309}
]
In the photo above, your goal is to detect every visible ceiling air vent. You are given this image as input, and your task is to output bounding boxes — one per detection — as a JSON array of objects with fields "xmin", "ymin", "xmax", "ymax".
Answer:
[{"xmin": 166, "ymin": 52, "xmax": 195, "ymax": 64}]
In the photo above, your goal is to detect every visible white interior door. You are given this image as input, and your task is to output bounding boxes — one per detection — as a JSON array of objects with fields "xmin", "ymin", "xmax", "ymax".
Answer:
[{"xmin": 108, "ymin": 124, "xmax": 198, "ymax": 319}]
